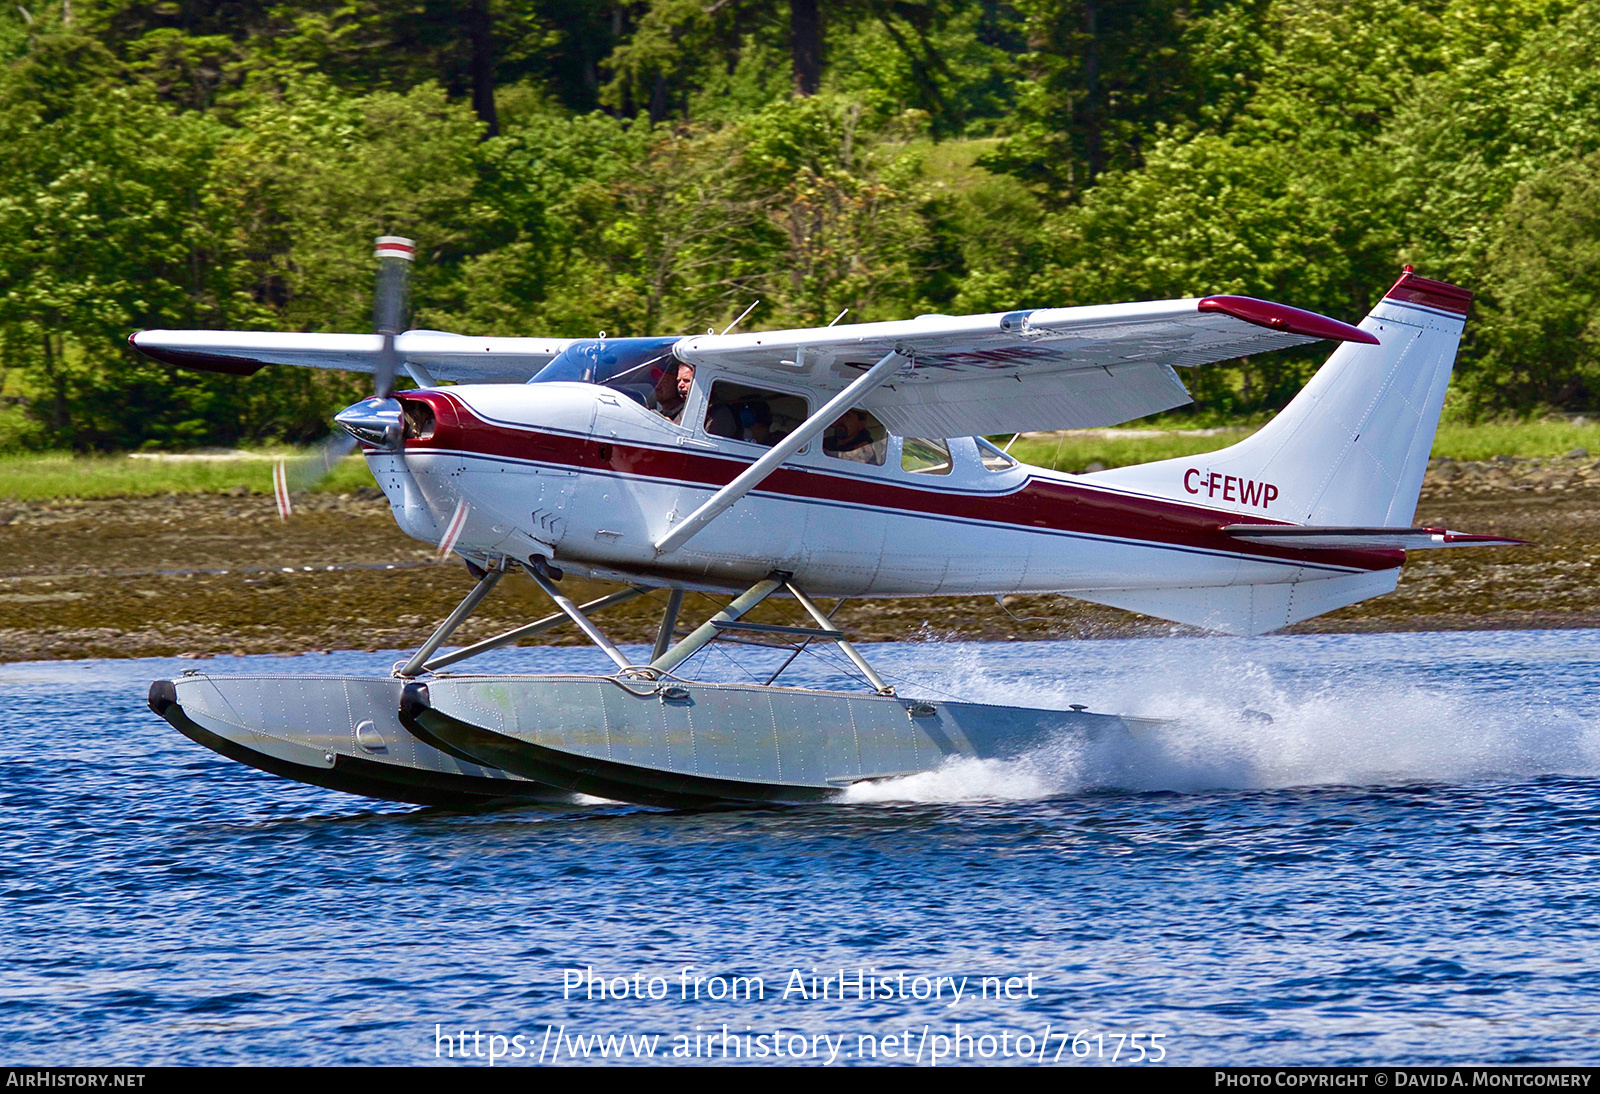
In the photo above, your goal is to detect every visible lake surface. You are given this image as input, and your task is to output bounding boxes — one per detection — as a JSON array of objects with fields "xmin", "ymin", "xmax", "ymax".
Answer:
[{"xmin": 5, "ymin": 629, "xmax": 1600, "ymax": 1066}]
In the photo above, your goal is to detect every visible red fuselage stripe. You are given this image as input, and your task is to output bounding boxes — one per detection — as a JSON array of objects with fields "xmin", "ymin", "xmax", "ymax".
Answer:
[{"xmin": 397, "ymin": 390, "xmax": 1401, "ymax": 573}]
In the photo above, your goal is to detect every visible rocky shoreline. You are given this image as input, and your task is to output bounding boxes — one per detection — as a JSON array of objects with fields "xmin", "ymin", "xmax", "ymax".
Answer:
[{"xmin": 4, "ymin": 454, "xmax": 1598, "ymax": 662}]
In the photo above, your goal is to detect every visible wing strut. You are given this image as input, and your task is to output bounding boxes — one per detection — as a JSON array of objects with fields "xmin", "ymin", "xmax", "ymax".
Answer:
[{"xmin": 653, "ymin": 348, "xmax": 910, "ymax": 555}]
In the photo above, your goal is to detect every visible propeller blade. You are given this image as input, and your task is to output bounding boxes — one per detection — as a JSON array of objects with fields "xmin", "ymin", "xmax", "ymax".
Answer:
[
  {"xmin": 286, "ymin": 431, "xmax": 361, "ymax": 491},
  {"xmin": 372, "ymin": 236, "xmax": 415, "ymax": 401},
  {"xmin": 261, "ymin": 238, "xmax": 415, "ymax": 520},
  {"xmin": 272, "ymin": 460, "xmax": 291, "ymax": 521},
  {"xmin": 268, "ymin": 432, "xmax": 361, "ymax": 519},
  {"xmin": 436, "ymin": 498, "xmax": 471, "ymax": 562},
  {"xmin": 271, "ymin": 236, "xmax": 417, "ymax": 519}
]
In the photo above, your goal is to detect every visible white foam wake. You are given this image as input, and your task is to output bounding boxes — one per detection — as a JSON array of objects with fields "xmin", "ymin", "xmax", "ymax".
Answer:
[{"xmin": 843, "ymin": 633, "xmax": 1600, "ymax": 803}]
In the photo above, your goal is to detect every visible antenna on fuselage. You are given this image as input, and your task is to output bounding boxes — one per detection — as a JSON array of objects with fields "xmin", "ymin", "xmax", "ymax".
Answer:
[{"xmin": 721, "ymin": 300, "xmax": 760, "ymax": 335}]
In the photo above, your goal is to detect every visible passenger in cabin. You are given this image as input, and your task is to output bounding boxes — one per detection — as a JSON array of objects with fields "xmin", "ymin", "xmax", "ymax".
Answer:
[
  {"xmin": 706, "ymin": 399, "xmax": 773, "ymax": 443},
  {"xmin": 738, "ymin": 401, "xmax": 774, "ymax": 445},
  {"xmin": 824, "ymin": 408, "xmax": 888, "ymax": 465},
  {"xmin": 703, "ymin": 381, "xmax": 807, "ymax": 447},
  {"xmin": 656, "ymin": 363, "xmax": 695, "ymax": 423}
]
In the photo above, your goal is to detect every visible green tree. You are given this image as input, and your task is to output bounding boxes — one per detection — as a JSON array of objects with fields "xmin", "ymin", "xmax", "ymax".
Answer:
[
  {"xmin": 0, "ymin": 32, "xmax": 252, "ymax": 448},
  {"xmin": 1472, "ymin": 153, "xmax": 1600, "ymax": 409},
  {"xmin": 601, "ymin": 0, "xmax": 1020, "ymax": 136},
  {"xmin": 982, "ymin": 0, "xmax": 1231, "ymax": 202}
]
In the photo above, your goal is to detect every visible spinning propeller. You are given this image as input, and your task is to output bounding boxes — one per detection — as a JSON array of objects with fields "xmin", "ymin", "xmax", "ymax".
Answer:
[{"xmin": 272, "ymin": 236, "xmax": 416, "ymax": 518}]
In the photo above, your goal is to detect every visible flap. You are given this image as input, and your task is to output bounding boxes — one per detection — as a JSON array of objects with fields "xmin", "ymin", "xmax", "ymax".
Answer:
[{"xmin": 674, "ymin": 296, "xmax": 1376, "ymax": 436}]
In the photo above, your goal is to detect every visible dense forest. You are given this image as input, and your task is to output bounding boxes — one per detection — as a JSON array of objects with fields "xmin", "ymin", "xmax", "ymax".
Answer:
[{"xmin": 2, "ymin": 0, "xmax": 1599, "ymax": 450}]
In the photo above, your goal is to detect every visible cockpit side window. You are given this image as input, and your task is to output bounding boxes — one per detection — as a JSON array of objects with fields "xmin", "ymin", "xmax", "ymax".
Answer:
[
  {"xmin": 902, "ymin": 437, "xmax": 953, "ymax": 475},
  {"xmin": 703, "ymin": 381, "xmax": 809, "ymax": 448},
  {"xmin": 975, "ymin": 437, "xmax": 1018, "ymax": 471},
  {"xmin": 822, "ymin": 408, "xmax": 888, "ymax": 466}
]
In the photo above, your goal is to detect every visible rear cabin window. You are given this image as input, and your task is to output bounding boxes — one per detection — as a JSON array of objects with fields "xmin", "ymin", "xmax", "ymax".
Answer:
[
  {"xmin": 704, "ymin": 381, "xmax": 809, "ymax": 448},
  {"xmin": 823, "ymin": 408, "xmax": 888, "ymax": 466},
  {"xmin": 902, "ymin": 437, "xmax": 953, "ymax": 475}
]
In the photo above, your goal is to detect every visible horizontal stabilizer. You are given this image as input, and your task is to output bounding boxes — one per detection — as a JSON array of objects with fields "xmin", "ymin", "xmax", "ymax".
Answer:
[{"xmin": 1222, "ymin": 525, "xmax": 1529, "ymax": 550}]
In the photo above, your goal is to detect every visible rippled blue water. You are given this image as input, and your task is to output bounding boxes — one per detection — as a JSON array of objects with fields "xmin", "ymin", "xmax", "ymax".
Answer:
[{"xmin": 5, "ymin": 629, "xmax": 1600, "ymax": 1066}]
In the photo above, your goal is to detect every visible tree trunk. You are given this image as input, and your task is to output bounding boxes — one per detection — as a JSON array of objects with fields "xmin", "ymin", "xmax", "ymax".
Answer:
[
  {"xmin": 41, "ymin": 330, "xmax": 68, "ymax": 436},
  {"xmin": 648, "ymin": 73, "xmax": 669, "ymax": 123},
  {"xmin": 466, "ymin": 0, "xmax": 499, "ymax": 138},
  {"xmin": 791, "ymin": 0, "xmax": 821, "ymax": 96},
  {"xmin": 1081, "ymin": 0, "xmax": 1102, "ymax": 182}
]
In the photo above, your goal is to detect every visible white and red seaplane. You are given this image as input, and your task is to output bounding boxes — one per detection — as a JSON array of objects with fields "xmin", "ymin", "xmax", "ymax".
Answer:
[{"xmin": 137, "ymin": 238, "xmax": 1518, "ymax": 807}]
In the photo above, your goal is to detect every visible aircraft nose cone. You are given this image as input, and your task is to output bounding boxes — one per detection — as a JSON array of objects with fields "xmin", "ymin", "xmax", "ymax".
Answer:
[{"xmin": 335, "ymin": 396, "xmax": 403, "ymax": 446}]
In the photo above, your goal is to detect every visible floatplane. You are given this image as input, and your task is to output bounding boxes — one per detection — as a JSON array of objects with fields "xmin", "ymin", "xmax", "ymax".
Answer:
[{"xmin": 136, "ymin": 238, "xmax": 1519, "ymax": 807}]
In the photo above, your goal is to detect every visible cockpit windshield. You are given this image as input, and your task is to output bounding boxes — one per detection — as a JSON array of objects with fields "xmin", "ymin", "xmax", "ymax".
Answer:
[{"xmin": 528, "ymin": 337, "xmax": 682, "ymax": 408}]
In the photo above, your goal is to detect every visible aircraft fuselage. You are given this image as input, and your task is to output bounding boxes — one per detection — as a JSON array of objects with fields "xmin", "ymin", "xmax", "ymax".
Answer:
[{"xmin": 367, "ymin": 381, "xmax": 1398, "ymax": 598}]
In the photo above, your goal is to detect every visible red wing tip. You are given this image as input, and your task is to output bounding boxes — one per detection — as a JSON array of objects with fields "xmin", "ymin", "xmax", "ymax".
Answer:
[
  {"xmin": 128, "ymin": 338, "xmax": 268, "ymax": 377},
  {"xmin": 1385, "ymin": 270, "xmax": 1473, "ymax": 316},
  {"xmin": 1197, "ymin": 296, "xmax": 1380, "ymax": 345}
]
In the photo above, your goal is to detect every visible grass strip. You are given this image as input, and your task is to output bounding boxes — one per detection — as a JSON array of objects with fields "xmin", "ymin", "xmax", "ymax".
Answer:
[
  {"xmin": 1008, "ymin": 420, "xmax": 1600, "ymax": 472},
  {"xmin": 0, "ymin": 451, "xmax": 377, "ymax": 502}
]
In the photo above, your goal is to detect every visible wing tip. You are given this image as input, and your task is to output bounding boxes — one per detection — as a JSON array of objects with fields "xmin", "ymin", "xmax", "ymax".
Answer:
[
  {"xmin": 1198, "ymin": 296, "xmax": 1382, "ymax": 345},
  {"xmin": 127, "ymin": 334, "xmax": 268, "ymax": 377}
]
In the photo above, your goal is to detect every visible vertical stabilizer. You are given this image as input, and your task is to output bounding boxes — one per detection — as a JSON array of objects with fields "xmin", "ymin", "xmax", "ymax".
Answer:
[
  {"xmin": 1069, "ymin": 270, "xmax": 1471, "ymax": 635},
  {"xmin": 1085, "ymin": 270, "xmax": 1472, "ymax": 527}
]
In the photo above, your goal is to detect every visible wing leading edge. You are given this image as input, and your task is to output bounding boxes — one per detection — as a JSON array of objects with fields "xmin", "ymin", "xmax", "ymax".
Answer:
[{"xmin": 129, "ymin": 329, "xmax": 575, "ymax": 385}]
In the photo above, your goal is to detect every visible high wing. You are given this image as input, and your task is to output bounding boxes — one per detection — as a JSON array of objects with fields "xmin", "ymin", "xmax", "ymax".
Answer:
[
  {"xmin": 128, "ymin": 329, "xmax": 576, "ymax": 385},
  {"xmin": 674, "ymin": 296, "xmax": 1377, "ymax": 437},
  {"xmin": 131, "ymin": 293, "xmax": 1374, "ymax": 436}
]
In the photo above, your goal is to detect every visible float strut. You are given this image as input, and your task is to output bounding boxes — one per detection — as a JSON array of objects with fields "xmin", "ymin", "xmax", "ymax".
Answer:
[
  {"xmin": 785, "ymin": 581, "xmax": 894, "ymax": 695},
  {"xmin": 651, "ymin": 588, "xmax": 685, "ymax": 663},
  {"xmin": 523, "ymin": 564, "xmax": 635, "ymax": 673},
  {"xmin": 396, "ymin": 567, "xmax": 503, "ymax": 678},
  {"xmin": 649, "ymin": 577, "xmax": 784, "ymax": 675},
  {"xmin": 423, "ymin": 585, "xmax": 651, "ymax": 673}
]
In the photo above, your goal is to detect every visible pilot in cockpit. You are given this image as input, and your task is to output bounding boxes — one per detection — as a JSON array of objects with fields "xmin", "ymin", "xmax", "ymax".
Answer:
[{"xmin": 655, "ymin": 363, "xmax": 695, "ymax": 423}]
